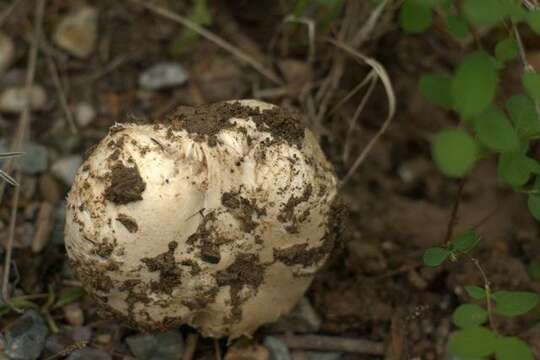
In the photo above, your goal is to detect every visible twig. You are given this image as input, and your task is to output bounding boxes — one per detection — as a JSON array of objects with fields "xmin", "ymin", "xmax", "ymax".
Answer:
[
  {"xmin": 43, "ymin": 341, "xmax": 88, "ymax": 360},
  {"xmin": 443, "ymin": 178, "xmax": 466, "ymax": 246},
  {"xmin": 329, "ymin": 70, "xmax": 375, "ymax": 116},
  {"xmin": 76, "ymin": 55, "xmax": 129, "ymax": 84},
  {"xmin": 328, "ymin": 39, "xmax": 396, "ymax": 188},
  {"xmin": 1, "ymin": 0, "xmax": 45, "ymax": 308},
  {"xmin": 2, "ymin": 171, "xmax": 22, "ymax": 313},
  {"xmin": 512, "ymin": 23, "xmax": 540, "ymax": 115},
  {"xmin": 343, "ymin": 71, "xmax": 378, "ymax": 163},
  {"xmin": 0, "ymin": 0, "xmax": 24, "ymax": 28},
  {"xmin": 375, "ymin": 261, "xmax": 423, "ymax": 280},
  {"xmin": 277, "ymin": 334, "xmax": 385, "ymax": 355},
  {"xmin": 182, "ymin": 333, "xmax": 199, "ymax": 360},
  {"xmin": 283, "ymin": 15, "xmax": 316, "ymax": 65},
  {"xmin": 128, "ymin": 0, "xmax": 282, "ymax": 85},
  {"xmin": 468, "ymin": 256, "xmax": 497, "ymax": 334},
  {"xmin": 44, "ymin": 50, "xmax": 77, "ymax": 134},
  {"xmin": 0, "ymin": 0, "xmax": 45, "ymax": 205}
]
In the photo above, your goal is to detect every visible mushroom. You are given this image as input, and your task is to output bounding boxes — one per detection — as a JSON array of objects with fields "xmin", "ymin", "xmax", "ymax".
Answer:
[{"xmin": 64, "ymin": 100, "xmax": 340, "ymax": 338}]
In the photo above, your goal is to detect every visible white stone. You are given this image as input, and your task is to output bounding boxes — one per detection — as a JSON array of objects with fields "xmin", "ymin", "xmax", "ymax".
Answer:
[
  {"xmin": 0, "ymin": 85, "xmax": 47, "ymax": 113},
  {"xmin": 53, "ymin": 6, "xmax": 98, "ymax": 59},
  {"xmin": 0, "ymin": 33, "xmax": 15, "ymax": 75},
  {"xmin": 75, "ymin": 102, "xmax": 96, "ymax": 127},
  {"xmin": 52, "ymin": 155, "xmax": 83, "ymax": 185},
  {"xmin": 139, "ymin": 63, "xmax": 188, "ymax": 90}
]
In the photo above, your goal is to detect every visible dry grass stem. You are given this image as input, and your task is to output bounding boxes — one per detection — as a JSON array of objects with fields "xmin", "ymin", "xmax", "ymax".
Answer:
[
  {"xmin": 329, "ymin": 40, "xmax": 396, "ymax": 188},
  {"xmin": 128, "ymin": 0, "xmax": 283, "ymax": 85},
  {"xmin": 1, "ymin": 0, "xmax": 46, "ymax": 310}
]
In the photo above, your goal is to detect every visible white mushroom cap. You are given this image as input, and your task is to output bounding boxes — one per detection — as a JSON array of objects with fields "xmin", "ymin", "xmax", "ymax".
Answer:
[{"xmin": 65, "ymin": 100, "xmax": 339, "ymax": 338}]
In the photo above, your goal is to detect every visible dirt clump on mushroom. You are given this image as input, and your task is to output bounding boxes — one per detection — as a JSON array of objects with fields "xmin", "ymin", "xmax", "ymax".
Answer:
[
  {"xmin": 116, "ymin": 213, "xmax": 138, "ymax": 233},
  {"xmin": 162, "ymin": 101, "xmax": 305, "ymax": 147},
  {"xmin": 216, "ymin": 253, "xmax": 266, "ymax": 322},
  {"xmin": 104, "ymin": 163, "xmax": 146, "ymax": 204}
]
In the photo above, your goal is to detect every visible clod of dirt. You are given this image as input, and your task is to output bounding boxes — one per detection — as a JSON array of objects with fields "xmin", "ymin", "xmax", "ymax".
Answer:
[{"xmin": 64, "ymin": 99, "xmax": 338, "ymax": 339}]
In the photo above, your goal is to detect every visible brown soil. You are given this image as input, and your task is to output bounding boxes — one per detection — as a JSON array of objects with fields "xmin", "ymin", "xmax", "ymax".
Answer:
[
  {"xmin": 216, "ymin": 253, "xmax": 266, "ymax": 322},
  {"xmin": 104, "ymin": 163, "xmax": 146, "ymax": 205},
  {"xmin": 140, "ymin": 241, "xmax": 183, "ymax": 295},
  {"xmin": 221, "ymin": 191, "xmax": 266, "ymax": 233},
  {"xmin": 162, "ymin": 101, "xmax": 305, "ymax": 147},
  {"xmin": 116, "ymin": 214, "xmax": 138, "ymax": 233}
]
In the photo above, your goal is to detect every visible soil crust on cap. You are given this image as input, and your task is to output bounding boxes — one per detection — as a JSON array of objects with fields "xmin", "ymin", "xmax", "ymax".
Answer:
[
  {"xmin": 160, "ymin": 101, "xmax": 306, "ymax": 147},
  {"xmin": 221, "ymin": 191, "xmax": 266, "ymax": 233},
  {"xmin": 140, "ymin": 241, "xmax": 183, "ymax": 295},
  {"xmin": 104, "ymin": 163, "xmax": 146, "ymax": 204},
  {"xmin": 274, "ymin": 196, "xmax": 346, "ymax": 269},
  {"xmin": 216, "ymin": 253, "xmax": 266, "ymax": 322},
  {"xmin": 116, "ymin": 213, "xmax": 138, "ymax": 233}
]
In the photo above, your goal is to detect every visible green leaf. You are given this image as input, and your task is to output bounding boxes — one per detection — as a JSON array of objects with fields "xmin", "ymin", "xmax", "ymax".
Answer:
[
  {"xmin": 451, "ymin": 231, "xmax": 479, "ymax": 252},
  {"xmin": 523, "ymin": 71, "xmax": 540, "ymax": 102},
  {"xmin": 528, "ymin": 261, "xmax": 540, "ymax": 281},
  {"xmin": 493, "ymin": 291, "xmax": 540, "ymax": 316},
  {"xmin": 400, "ymin": 0, "xmax": 433, "ymax": 33},
  {"xmin": 448, "ymin": 327, "xmax": 498, "ymax": 357},
  {"xmin": 498, "ymin": 152, "xmax": 532, "ymax": 188},
  {"xmin": 423, "ymin": 247, "xmax": 450, "ymax": 267},
  {"xmin": 419, "ymin": 74, "xmax": 453, "ymax": 108},
  {"xmin": 192, "ymin": 0, "xmax": 211, "ymax": 24},
  {"xmin": 495, "ymin": 337, "xmax": 534, "ymax": 360},
  {"xmin": 528, "ymin": 158, "xmax": 540, "ymax": 174},
  {"xmin": 463, "ymin": 0, "xmax": 509, "ymax": 25},
  {"xmin": 447, "ymin": 15, "xmax": 470, "ymax": 38},
  {"xmin": 508, "ymin": 2, "xmax": 527, "ymax": 21},
  {"xmin": 53, "ymin": 288, "xmax": 85, "ymax": 309},
  {"xmin": 453, "ymin": 304, "xmax": 488, "ymax": 328},
  {"xmin": 527, "ymin": 10, "xmax": 540, "ymax": 34},
  {"xmin": 0, "ymin": 298, "xmax": 39, "ymax": 316},
  {"xmin": 432, "ymin": 129, "xmax": 478, "ymax": 177},
  {"xmin": 495, "ymin": 38, "xmax": 518, "ymax": 63},
  {"xmin": 506, "ymin": 95, "xmax": 540, "ymax": 139},
  {"xmin": 473, "ymin": 106, "xmax": 519, "ymax": 153},
  {"xmin": 452, "ymin": 52, "xmax": 498, "ymax": 118},
  {"xmin": 168, "ymin": 0, "xmax": 212, "ymax": 57},
  {"xmin": 528, "ymin": 194, "xmax": 540, "ymax": 221},
  {"xmin": 465, "ymin": 285, "xmax": 487, "ymax": 300}
]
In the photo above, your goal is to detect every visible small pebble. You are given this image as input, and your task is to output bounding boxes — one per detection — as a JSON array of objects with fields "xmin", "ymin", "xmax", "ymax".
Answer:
[
  {"xmin": 67, "ymin": 348, "xmax": 111, "ymax": 360},
  {"xmin": 32, "ymin": 201, "xmax": 55, "ymax": 253},
  {"xmin": 20, "ymin": 143, "xmax": 49, "ymax": 175},
  {"xmin": 0, "ymin": 85, "xmax": 47, "ymax": 113},
  {"xmin": 4, "ymin": 310, "xmax": 49, "ymax": 360},
  {"xmin": 126, "ymin": 331, "xmax": 184, "ymax": 360},
  {"xmin": 95, "ymin": 333, "xmax": 112, "ymax": 345},
  {"xmin": 305, "ymin": 352, "xmax": 342, "ymax": 360},
  {"xmin": 45, "ymin": 326, "xmax": 92, "ymax": 354},
  {"xmin": 63, "ymin": 303, "xmax": 85, "ymax": 326},
  {"xmin": 74, "ymin": 102, "xmax": 96, "ymax": 127},
  {"xmin": 268, "ymin": 297, "xmax": 321, "ymax": 333},
  {"xmin": 39, "ymin": 174, "xmax": 62, "ymax": 203},
  {"xmin": 51, "ymin": 155, "xmax": 82, "ymax": 185},
  {"xmin": 264, "ymin": 336, "xmax": 291, "ymax": 360},
  {"xmin": 0, "ymin": 141, "xmax": 48, "ymax": 175},
  {"xmin": 53, "ymin": 6, "xmax": 98, "ymax": 59},
  {"xmin": 139, "ymin": 63, "xmax": 188, "ymax": 90},
  {"xmin": 225, "ymin": 341, "xmax": 269, "ymax": 360},
  {"xmin": 0, "ymin": 32, "xmax": 15, "ymax": 75}
]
